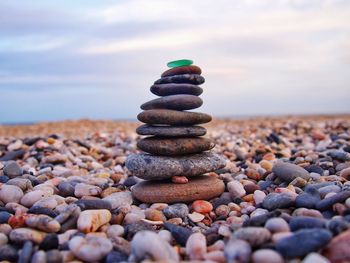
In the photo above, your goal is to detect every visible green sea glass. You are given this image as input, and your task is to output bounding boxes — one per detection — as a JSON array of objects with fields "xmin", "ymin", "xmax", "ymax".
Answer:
[{"xmin": 167, "ymin": 59, "xmax": 193, "ymax": 68}]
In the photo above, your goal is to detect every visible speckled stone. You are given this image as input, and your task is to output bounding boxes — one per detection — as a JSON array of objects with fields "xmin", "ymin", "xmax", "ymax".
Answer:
[
  {"xmin": 126, "ymin": 152, "xmax": 226, "ymax": 180},
  {"xmin": 136, "ymin": 125, "xmax": 206, "ymax": 137},
  {"xmin": 138, "ymin": 109, "xmax": 212, "ymax": 126},
  {"xmin": 154, "ymin": 74, "xmax": 205, "ymax": 85},
  {"xmin": 141, "ymin": 95, "xmax": 203, "ymax": 111},
  {"xmin": 132, "ymin": 176, "xmax": 225, "ymax": 203},
  {"xmin": 161, "ymin": 65, "xmax": 202, "ymax": 77},
  {"xmin": 272, "ymin": 162, "xmax": 310, "ymax": 183},
  {"xmin": 137, "ymin": 137, "xmax": 215, "ymax": 156},
  {"xmin": 151, "ymin": 83, "xmax": 203, "ymax": 96}
]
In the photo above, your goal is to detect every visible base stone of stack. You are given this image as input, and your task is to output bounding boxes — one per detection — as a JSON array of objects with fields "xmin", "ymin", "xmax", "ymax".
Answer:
[{"xmin": 131, "ymin": 175, "xmax": 225, "ymax": 203}]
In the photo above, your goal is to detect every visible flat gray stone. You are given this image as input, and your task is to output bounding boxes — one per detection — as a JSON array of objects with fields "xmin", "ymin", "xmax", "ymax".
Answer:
[
  {"xmin": 125, "ymin": 152, "xmax": 226, "ymax": 180},
  {"xmin": 141, "ymin": 95, "xmax": 202, "ymax": 111},
  {"xmin": 137, "ymin": 110, "xmax": 212, "ymax": 126},
  {"xmin": 154, "ymin": 74, "xmax": 205, "ymax": 85},
  {"xmin": 150, "ymin": 84, "xmax": 203, "ymax": 96},
  {"xmin": 136, "ymin": 125, "xmax": 206, "ymax": 137}
]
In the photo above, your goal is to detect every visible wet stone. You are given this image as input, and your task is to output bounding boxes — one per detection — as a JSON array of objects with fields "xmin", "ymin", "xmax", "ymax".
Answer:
[
  {"xmin": 126, "ymin": 152, "xmax": 226, "ymax": 180},
  {"xmin": 141, "ymin": 94, "xmax": 203, "ymax": 111},
  {"xmin": 138, "ymin": 109, "xmax": 212, "ymax": 126},
  {"xmin": 136, "ymin": 124, "xmax": 206, "ymax": 137},
  {"xmin": 151, "ymin": 83, "xmax": 203, "ymax": 96},
  {"xmin": 154, "ymin": 74, "xmax": 205, "ymax": 85},
  {"xmin": 161, "ymin": 65, "xmax": 202, "ymax": 77},
  {"xmin": 132, "ymin": 176, "xmax": 225, "ymax": 203},
  {"xmin": 137, "ymin": 137, "xmax": 215, "ymax": 156},
  {"xmin": 276, "ymin": 229, "xmax": 332, "ymax": 258}
]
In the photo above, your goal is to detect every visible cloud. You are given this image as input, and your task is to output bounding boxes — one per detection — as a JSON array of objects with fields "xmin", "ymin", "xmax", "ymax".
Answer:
[{"xmin": 0, "ymin": 0, "xmax": 349, "ymax": 123}]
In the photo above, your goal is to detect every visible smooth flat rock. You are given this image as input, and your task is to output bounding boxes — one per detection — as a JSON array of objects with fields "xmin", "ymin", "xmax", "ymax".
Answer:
[
  {"xmin": 141, "ymin": 95, "xmax": 203, "ymax": 111},
  {"xmin": 161, "ymin": 65, "xmax": 202, "ymax": 77},
  {"xmin": 154, "ymin": 74, "xmax": 205, "ymax": 85},
  {"xmin": 131, "ymin": 176, "xmax": 225, "ymax": 203},
  {"xmin": 136, "ymin": 125, "xmax": 207, "ymax": 137},
  {"xmin": 137, "ymin": 137, "xmax": 215, "ymax": 156},
  {"xmin": 151, "ymin": 84, "xmax": 203, "ymax": 96},
  {"xmin": 138, "ymin": 110, "xmax": 212, "ymax": 126},
  {"xmin": 125, "ymin": 152, "xmax": 226, "ymax": 180},
  {"xmin": 272, "ymin": 162, "xmax": 310, "ymax": 183}
]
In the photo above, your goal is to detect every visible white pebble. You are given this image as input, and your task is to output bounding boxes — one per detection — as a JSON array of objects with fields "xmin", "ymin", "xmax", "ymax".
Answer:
[
  {"xmin": 227, "ymin": 181, "xmax": 246, "ymax": 198},
  {"xmin": 186, "ymin": 232, "xmax": 207, "ymax": 260}
]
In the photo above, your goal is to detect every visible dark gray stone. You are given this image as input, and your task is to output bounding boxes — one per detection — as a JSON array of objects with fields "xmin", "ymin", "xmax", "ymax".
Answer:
[
  {"xmin": 58, "ymin": 182, "xmax": 75, "ymax": 197},
  {"xmin": 154, "ymin": 74, "xmax": 205, "ymax": 85},
  {"xmin": 3, "ymin": 161, "xmax": 22, "ymax": 178},
  {"xmin": 18, "ymin": 241, "xmax": 33, "ymax": 263},
  {"xmin": 141, "ymin": 94, "xmax": 203, "ymax": 111},
  {"xmin": 164, "ymin": 222, "xmax": 192, "ymax": 246},
  {"xmin": 295, "ymin": 186, "xmax": 320, "ymax": 209},
  {"xmin": 272, "ymin": 162, "xmax": 310, "ymax": 183},
  {"xmin": 262, "ymin": 193, "xmax": 295, "ymax": 211},
  {"xmin": 46, "ymin": 249, "xmax": 63, "ymax": 263},
  {"xmin": 0, "ymin": 245, "xmax": 18, "ymax": 261},
  {"xmin": 136, "ymin": 124, "xmax": 206, "ymax": 137},
  {"xmin": 0, "ymin": 211, "xmax": 12, "ymax": 224},
  {"xmin": 276, "ymin": 229, "xmax": 332, "ymax": 258},
  {"xmin": 151, "ymin": 83, "xmax": 203, "ymax": 96},
  {"xmin": 138, "ymin": 109, "xmax": 212, "ymax": 126},
  {"xmin": 163, "ymin": 203, "xmax": 189, "ymax": 219},
  {"xmin": 0, "ymin": 149, "xmax": 25, "ymax": 161},
  {"xmin": 39, "ymin": 233, "xmax": 59, "ymax": 251},
  {"xmin": 316, "ymin": 190, "xmax": 350, "ymax": 211},
  {"xmin": 105, "ymin": 250, "xmax": 128, "ymax": 263},
  {"xmin": 289, "ymin": 216, "xmax": 326, "ymax": 231},
  {"xmin": 75, "ymin": 199, "xmax": 112, "ymax": 210}
]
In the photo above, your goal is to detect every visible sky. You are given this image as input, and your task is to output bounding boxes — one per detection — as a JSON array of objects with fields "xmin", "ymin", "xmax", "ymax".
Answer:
[{"xmin": 1, "ymin": 0, "xmax": 350, "ymax": 123}]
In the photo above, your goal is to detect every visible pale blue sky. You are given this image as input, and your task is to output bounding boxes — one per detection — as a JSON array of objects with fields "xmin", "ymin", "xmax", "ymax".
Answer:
[{"xmin": 1, "ymin": 0, "xmax": 350, "ymax": 123}]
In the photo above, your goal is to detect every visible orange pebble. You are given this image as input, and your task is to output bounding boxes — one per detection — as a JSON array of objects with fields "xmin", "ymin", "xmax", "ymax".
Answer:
[
  {"xmin": 171, "ymin": 176, "xmax": 188, "ymax": 184},
  {"xmin": 192, "ymin": 200, "xmax": 213, "ymax": 214}
]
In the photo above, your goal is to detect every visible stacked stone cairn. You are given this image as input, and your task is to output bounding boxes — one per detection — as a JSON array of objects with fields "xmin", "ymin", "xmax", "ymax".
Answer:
[{"xmin": 126, "ymin": 59, "xmax": 226, "ymax": 203}]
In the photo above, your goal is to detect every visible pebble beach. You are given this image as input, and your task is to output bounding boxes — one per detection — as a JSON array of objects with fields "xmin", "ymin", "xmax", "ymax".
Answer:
[{"xmin": 1, "ymin": 115, "xmax": 350, "ymax": 262}]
